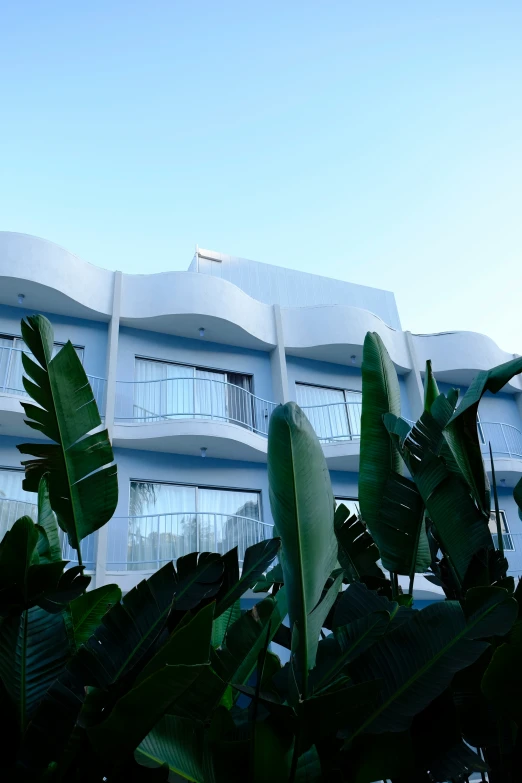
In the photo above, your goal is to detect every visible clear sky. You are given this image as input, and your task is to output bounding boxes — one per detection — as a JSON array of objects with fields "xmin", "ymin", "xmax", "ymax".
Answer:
[{"xmin": 1, "ymin": 2, "xmax": 521, "ymax": 351}]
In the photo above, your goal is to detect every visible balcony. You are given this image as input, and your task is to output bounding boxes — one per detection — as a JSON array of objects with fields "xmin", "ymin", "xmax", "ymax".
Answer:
[
  {"xmin": 108, "ymin": 511, "xmax": 274, "ymax": 572},
  {"xmin": 0, "ymin": 346, "xmax": 106, "ymax": 437},
  {"xmin": 0, "ymin": 497, "xmax": 96, "ymax": 569},
  {"xmin": 479, "ymin": 421, "xmax": 522, "ymax": 459}
]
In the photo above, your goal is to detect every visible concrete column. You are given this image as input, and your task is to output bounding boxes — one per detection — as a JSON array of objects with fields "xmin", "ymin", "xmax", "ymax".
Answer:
[
  {"xmin": 404, "ymin": 331, "xmax": 424, "ymax": 422},
  {"xmin": 270, "ymin": 304, "xmax": 290, "ymax": 403},
  {"xmin": 94, "ymin": 270, "xmax": 122, "ymax": 588}
]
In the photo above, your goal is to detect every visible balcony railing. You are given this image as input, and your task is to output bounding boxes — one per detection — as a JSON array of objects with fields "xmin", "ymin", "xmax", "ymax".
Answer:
[
  {"xmin": 300, "ymin": 401, "xmax": 362, "ymax": 443},
  {"xmin": 110, "ymin": 511, "xmax": 274, "ymax": 571},
  {"xmin": 0, "ymin": 497, "xmax": 96, "ymax": 569},
  {"xmin": 114, "ymin": 376, "xmax": 277, "ymax": 436},
  {"xmin": 0, "ymin": 346, "xmax": 106, "ymax": 414},
  {"xmin": 479, "ymin": 421, "xmax": 522, "ymax": 460}
]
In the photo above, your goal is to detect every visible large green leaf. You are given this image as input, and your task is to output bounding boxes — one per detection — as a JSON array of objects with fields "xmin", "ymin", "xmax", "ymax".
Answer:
[
  {"xmin": 423, "ymin": 359, "xmax": 439, "ymax": 413},
  {"xmin": 0, "ymin": 516, "xmax": 89, "ymax": 616},
  {"xmin": 446, "ymin": 355, "xmax": 522, "ymax": 514},
  {"xmin": 215, "ymin": 538, "xmax": 281, "ymax": 616},
  {"xmin": 311, "ymin": 611, "xmax": 390, "ymax": 692},
  {"xmin": 268, "ymin": 402, "xmax": 338, "ymax": 695},
  {"xmin": 69, "ymin": 583, "xmax": 122, "ymax": 648},
  {"xmin": 374, "ymin": 471, "xmax": 430, "ymax": 577},
  {"xmin": 212, "ymin": 591, "xmax": 287, "ymax": 688},
  {"xmin": 333, "ymin": 504, "xmax": 384, "ymax": 583},
  {"xmin": 16, "ymin": 315, "xmax": 118, "ymax": 557},
  {"xmin": 358, "ymin": 332, "xmax": 402, "ymax": 544},
  {"xmin": 88, "ymin": 664, "xmax": 208, "ymax": 762},
  {"xmin": 137, "ymin": 715, "xmax": 214, "ymax": 783},
  {"xmin": 35, "ymin": 473, "xmax": 62, "ymax": 563},
  {"xmin": 385, "ymin": 410, "xmax": 494, "ymax": 585},
  {"xmin": 212, "ymin": 601, "xmax": 241, "ymax": 648},
  {"xmin": 0, "ymin": 606, "xmax": 70, "ymax": 732},
  {"xmin": 345, "ymin": 587, "xmax": 517, "ymax": 738},
  {"xmin": 482, "ymin": 618, "xmax": 522, "ymax": 721},
  {"xmin": 137, "ymin": 602, "xmax": 214, "ymax": 684},
  {"xmin": 70, "ymin": 556, "xmax": 223, "ymax": 688}
]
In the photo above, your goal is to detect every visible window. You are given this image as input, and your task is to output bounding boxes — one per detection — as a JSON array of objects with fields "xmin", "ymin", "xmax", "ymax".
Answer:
[
  {"xmin": 0, "ymin": 467, "xmax": 37, "ymax": 538},
  {"xmin": 477, "ymin": 411, "xmax": 485, "ymax": 445},
  {"xmin": 296, "ymin": 383, "xmax": 362, "ymax": 442},
  {"xmin": 0, "ymin": 334, "xmax": 84, "ymax": 395},
  {"xmin": 489, "ymin": 509, "xmax": 514, "ymax": 551},
  {"xmin": 133, "ymin": 357, "xmax": 254, "ymax": 428},
  {"xmin": 0, "ymin": 466, "xmax": 95, "ymax": 566},
  {"xmin": 127, "ymin": 480, "xmax": 262, "ymax": 569}
]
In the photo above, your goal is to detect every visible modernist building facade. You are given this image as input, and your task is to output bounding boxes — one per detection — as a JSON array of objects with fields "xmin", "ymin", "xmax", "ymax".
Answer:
[{"xmin": 1, "ymin": 231, "xmax": 521, "ymax": 596}]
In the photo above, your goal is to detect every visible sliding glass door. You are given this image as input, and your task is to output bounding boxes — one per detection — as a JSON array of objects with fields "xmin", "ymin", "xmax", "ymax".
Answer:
[
  {"xmin": 128, "ymin": 480, "xmax": 262, "ymax": 569},
  {"xmin": 133, "ymin": 358, "xmax": 251, "ymax": 425}
]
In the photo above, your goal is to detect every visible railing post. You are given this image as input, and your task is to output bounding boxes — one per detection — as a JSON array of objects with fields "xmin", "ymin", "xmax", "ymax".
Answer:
[{"xmin": 94, "ymin": 270, "xmax": 122, "ymax": 589}]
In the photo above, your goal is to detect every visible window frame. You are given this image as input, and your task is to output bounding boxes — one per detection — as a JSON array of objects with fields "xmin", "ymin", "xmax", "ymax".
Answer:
[
  {"xmin": 489, "ymin": 508, "xmax": 514, "ymax": 551},
  {"xmin": 128, "ymin": 477, "xmax": 264, "ymax": 521}
]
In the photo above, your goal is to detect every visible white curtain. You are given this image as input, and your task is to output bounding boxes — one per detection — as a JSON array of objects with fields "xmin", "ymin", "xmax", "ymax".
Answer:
[
  {"xmin": 134, "ymin": 359, "xmax": 193, "ymax": 421},
  {"xmin": 3, "ymin": 338, "xmax": 84, "ymax": 396},
  {"xmin": 197, "ymin": 488, "xmax": 261, "ymax": 560},
  {"xmin": 133, "ymin": 359, "xmax": 227, "ymax": 422},
  {"xmin": 0, "ymin": 468, "xmax": 37, "ymax": 538},
  {"xmin": 128, "ymin": 481, "xmax": 197, "ymax": 569},
  {"xmin": 296, "ymin": 383, "xmax": 349, "ymax": 441},
  {"xmin": 345, "ymin": 390, "xmax": 362, "ymax": 437},
  {"xmin": 127, "ymin": 482, "xmax": 261, "ymax": 569},
  {"xmin": 195, "ymin": 368, "xmax": 227, "ymax": 420}
]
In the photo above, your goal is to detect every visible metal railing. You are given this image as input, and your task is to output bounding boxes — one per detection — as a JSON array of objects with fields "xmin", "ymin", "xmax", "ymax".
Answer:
[
  {"xmin": 300, "ymin": 400, "xmax": 362, "ymax": 443},
  {"xmin": 479, "ymin": 421, "xmax": 522, "ymax": 459},
  {"xmin": 0, "ymin": 497, "xmax": 96, "ymax": 568},
  {"xmin": 0, "ymin": 346, "xmax": 106, "ymax": 414},
  {"xmin": 114, "ymin": 376, "xmax": 277, "ymax": 436},
  {"xmin": 110, "ymin": 511, "xmax": 274, "ymax": 571}
]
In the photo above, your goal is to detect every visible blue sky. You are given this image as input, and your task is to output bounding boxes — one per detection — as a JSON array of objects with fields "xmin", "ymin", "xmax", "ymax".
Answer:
[{"xmin": 1, "ymin": 1, "xmax": 521, "ymax": 350}]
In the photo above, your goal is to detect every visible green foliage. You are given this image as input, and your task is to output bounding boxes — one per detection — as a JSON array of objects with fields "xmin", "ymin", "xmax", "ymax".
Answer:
[
  {"xmin": 268, "ymin": 402, "xmax": 338, "ymax": 696},
  {"xmin": 2, "ymin": 313, "xmax": 522, "ymax": 781},
  {"xmin": 16, "ymin": 314, "xmax": 118, "ymax": 561}
]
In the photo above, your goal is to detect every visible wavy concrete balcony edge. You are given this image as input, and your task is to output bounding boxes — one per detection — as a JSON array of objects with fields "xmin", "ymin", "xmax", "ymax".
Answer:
[{"xmin": 0, "ymin": 232, "xmax": 518, "ymax": 378}]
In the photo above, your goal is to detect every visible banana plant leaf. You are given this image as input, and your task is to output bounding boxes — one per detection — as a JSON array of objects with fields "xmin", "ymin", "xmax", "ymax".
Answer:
[
  {"xmin": 0, "ymin": 516, "xmax": 89, "ymax": 616},
  {"xmin": 69, "ymin": 583, "xmax": 122, "ymax": 649},
  {"xmin": 359, "ymin": 331, "xmax": 402, "ymax": 541},
  {"xmin": 252, "ymin": 563, "xmax": 284, "ymax": 593},
  {"xmin": 423, "ymin": 359, "xmax": 439, "ymax": 413},
  {"xmin": 137, "ymin": 715, "xmax": 214, "ymax": 783},
  {"xmin": 0, "ymin": 605, "xmax": 70, "ymax": 733},
  {"xmin": 374, "ymin": 471, "xmax": 430, "ymax": 577},
  {"xmin": 16, "ymin": 315, "xmax": 118, "ymax": 557},
  {"xmin": 214, "ymin": 537, "xmax": 281, "ymax": 616},
  {"xmin": 268, "ymin": 402, "xmax": 338, "ymax": 695},
  {"xmin": 385, "ymin": 412, "xmax": 494, "ymax": 586},
  {"xmin": 345, "ymin": 586, "xmax": 517, "ymax": 738},
  {"xmin": 87, "ymin": 663, "xmax": 209, "ymax": 763},
  {"xmin": 333, "ymin": 504, "xmax": 384, "ymax": 583},
  {"xmin": 212, "ymin": 591, "xmax": 287, "ymax": 689},
  {"xmin": 310, "ymin": 611, "xmax": 390, "ymax": 693},
  {"xmin": 35, "ymin": 473, "xmax": 62, "ymax": 563},
  {"xmin": 69, "ymin": 555, "xmax": 223, "ymax": 688},
  {"xmin": 212, "ymin": 601, "xmax": 241, "ymax": 648},
  {"xmin": 445, "ymin": 355, "xmax": 522, "ymax": 514},
  {"xmin": 514, "ymin": 475, "xmax": 522, "ymax": 521}
]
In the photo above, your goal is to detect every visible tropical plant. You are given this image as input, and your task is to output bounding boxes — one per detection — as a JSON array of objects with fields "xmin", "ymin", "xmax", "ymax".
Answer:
[{"xmin": 3, "ymin": 314, "xmax": 522, "ymax": 782}]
